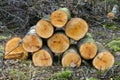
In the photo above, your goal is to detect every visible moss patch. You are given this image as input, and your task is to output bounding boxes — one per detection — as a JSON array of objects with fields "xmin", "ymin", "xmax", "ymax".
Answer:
[{"xmin": 106, "ymin": 39, "xmax": 120, "ymax": 52}]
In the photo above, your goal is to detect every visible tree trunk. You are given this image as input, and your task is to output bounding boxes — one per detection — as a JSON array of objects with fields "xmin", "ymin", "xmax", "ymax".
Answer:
[
  {"xmin": 78, "ymin": 33, "xmax": 97, "ymax": 60},
  {"xmin": 50, "ymin": 8, "xmax": 70, "ymax": 28},
  {"xmin": 22, "ymin": 26, "xmax": 43, "ymax": 52},
  {"xmin": 62, "ymin": 47, "xmax": 81, "ymax": 67},
  {"xmin": 47, "ymin": 32, "xmax": 70, "ymax": 55},
  {"xmin": 32, "ymin": 46, "xmax": 53, "ymax": 66},
  {"xmin": 65, "ymin": 18, "xmax": 88, "ymax": 41},
  {"xmin": 92, "ymin": 42, "xmax": 115, "ymax": 70},
  {"xmin": 35, "ymin": 20, "xmax": 54, "ymax": 38},
  {"xmin": 4, "ymin": 37, "xmax": 28, "ymax": 60}
]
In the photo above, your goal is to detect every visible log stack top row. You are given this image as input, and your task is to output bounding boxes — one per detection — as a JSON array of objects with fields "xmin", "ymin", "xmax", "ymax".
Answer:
[{"xmin": 4, "ymin": 8, "xmax": 115, "ymax": 71}]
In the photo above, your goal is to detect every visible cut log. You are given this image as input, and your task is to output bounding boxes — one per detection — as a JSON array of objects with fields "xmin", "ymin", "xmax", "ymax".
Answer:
[
  {"xmin": 32, "ymin": 46, "xmax": 53, "ymax": 66},
  {"xmin": 4, "ymin": 37, "xmax": 28, "ymax": 60},
  {"xmin": 93, "ymin": 51, "xmax": 114, "ymax": 71},
  {"xmin": 50, "ymin": 8, "xmax": 70, "ymax": 28},
  {"xmin": 47, "ymin": 32, "xmax": 70, "ymax": 55},
  {"xmin": 22, "ymin": 26, "xmax": 42, "ymax": 52},
  {"xmin": 35, "ymin": 20, "xmax": 54, "ymax": 38},
  {"xmin": 78, "ymin": 33, "xmax": 97, "ymax": 60},
  {"xmin": 65, "ymin": 18, "xmax": 88, "ymax": 41},
  {"xmin": 107, "ymin": 5, "xmax": 119, "ymax": 20},
  {"xmin": 62, "ymin": 47, "xmax": 81, "ymax": 67},
  {"xmin": 93, "ymin": 42, "xmax": 115, "ymax": 70}
]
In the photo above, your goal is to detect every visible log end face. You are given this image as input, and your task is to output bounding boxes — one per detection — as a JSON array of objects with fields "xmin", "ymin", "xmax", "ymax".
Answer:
[
  {"xmin": 50, "ymin": 10, "xmax": 68, "ymax": 28},
  {"xmin": 65, "ymin": 18, "xmax": 88, "ymax": 41},
  {"xmin": 47, "ymin": 33, "xmax": 70, "ymax": 54},
  {"xmin": 107, "ymin": 12, "xmax": 115, "ymax": 20},
  {"xmin": 5, "ymin": 37, "xmax": 28, "ymax": 60},
  {"xmin": 93, "ymin": 51, "xmax": 115, "ymax": 71},
  {"xmin": 33, "ymin": 49, "xmax": 53, "ymax": 66},
  {"xmin": 62, "ymin": 51, "xmax": 81, "ymax": 67},
  {"xmin": 22, "ymin": 34, "xmax": 42, "ymax": 52},
  {"xmin": 36, "ymin": 20, "xmax": 54, "ymax": 38},
  {"xmin": 80, "ymin": 42, "xmax": 97, "ymax": 60}
]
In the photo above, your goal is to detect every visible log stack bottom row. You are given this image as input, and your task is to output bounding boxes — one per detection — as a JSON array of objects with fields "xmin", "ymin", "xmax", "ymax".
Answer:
[{"xmin": 4, "ymin": 8, "xmax": 115, "ymax": 71}]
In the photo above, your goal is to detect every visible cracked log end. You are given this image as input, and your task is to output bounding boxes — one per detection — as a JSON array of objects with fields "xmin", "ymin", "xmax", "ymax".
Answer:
[{"xmin": 4, "ymin": 37, "xmax": 28, "ymax": 60}]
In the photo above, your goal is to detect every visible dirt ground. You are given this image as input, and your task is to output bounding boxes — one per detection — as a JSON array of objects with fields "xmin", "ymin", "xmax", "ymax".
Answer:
[{"xmin": 0, "ymin": 0, "xmax": 120, "ymax": 80}]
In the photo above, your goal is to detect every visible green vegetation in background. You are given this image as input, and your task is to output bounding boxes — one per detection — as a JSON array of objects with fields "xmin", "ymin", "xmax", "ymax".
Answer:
[
  {"xmin": 50, "ymin": 70, "xmax": 72, "ymax": 80},
  {"xmin": 106, "ymin": 39, "xmax": 120, "ymax": 52}
]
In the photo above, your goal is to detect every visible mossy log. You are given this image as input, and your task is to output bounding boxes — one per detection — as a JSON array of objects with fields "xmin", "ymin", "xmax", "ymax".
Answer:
[
  {"xmin": 32, "ymin": 46, "xmax": 53, "ymax": 66},
  {"xmin": 78, "ymin": 33, "xmax": 97, "ymax": 60},
  {"xmin": 22, "ymin": 26, "xmax": 43, "ymax": 52},
  {"xmin": 35, "ymin": 20, "xmax": 54, "ymax": 38},
  {"xmin": 65, "ymin": 18, "xmax": 88, "ymax": 41},
  {"xmin": 62, "ymin": 47, "xmax": 81, "ymax": 67},
  {"xmin": 50, "ymin": 8, "xmax": 70, "ymax": 28},
  {"xmin": 92, "ymin": 42, "xmax": 115, "ymax": 70},
  {"xmin": 4, "ymin": 37, "xmax": 28, "ymax": 60},
  {"xmin": 47, "ymin": 32, "xmax": 70, "ymax": 55}
]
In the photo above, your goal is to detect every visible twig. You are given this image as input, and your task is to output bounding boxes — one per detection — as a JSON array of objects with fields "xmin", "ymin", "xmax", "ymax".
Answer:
[{"xmin": 0, "ymin": 8, "xmax": 24, "ymax": 22}]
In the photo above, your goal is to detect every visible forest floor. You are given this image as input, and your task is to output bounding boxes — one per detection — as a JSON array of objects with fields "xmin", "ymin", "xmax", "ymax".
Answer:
[{"xmin": 0, "ymin": 0, "xmax": 120, "ymax": 80}]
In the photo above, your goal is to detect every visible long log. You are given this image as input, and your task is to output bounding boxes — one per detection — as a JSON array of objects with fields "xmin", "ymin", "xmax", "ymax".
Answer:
[
  {"xmin": 92, "ymin": 42, "xmax": 115, "ymax": 70},
  {"xmin": 4, "ymin": 37, "xmax": 28, "ymax": 60},
  {"xmin": 32, "ymin": 46, "xmax": 53, "ymax": 66},
  {"xmin": 62, "ymin": 47, "xmax": 81, "ymax": 67},
  {"xmin": 35, "ymin": 20, "xmax": 54, "ymax": 38},
  {"xmin": 47, "ymin": 32, "xmax": 70, "ymax": 55},
  {"xmin": 50, "ymin": 8, "xmax": 70, "ymax": 28},
  {"xmin": 65, "ymin": 18, "xmax": 88, "ymax": 41},
  {"xmin": 22, "ymin": 26, "xmax": 43, "ymax": 52},
  {"xmin": 78, "ymin": 33, "xmax": 97, "ymax": 60}
]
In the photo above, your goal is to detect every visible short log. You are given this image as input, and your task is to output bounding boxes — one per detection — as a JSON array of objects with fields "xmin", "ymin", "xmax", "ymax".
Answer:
[
  {"xmin": 4, "ymin": 37, "xmax": 28, "ymax": 60},
  {"xmin": 32, "ymin": 46, "xmax": 53, "ymax": 66},
  {"xmin": 22, "ymin": 26, "xmax": 43, "ymax": 52}
]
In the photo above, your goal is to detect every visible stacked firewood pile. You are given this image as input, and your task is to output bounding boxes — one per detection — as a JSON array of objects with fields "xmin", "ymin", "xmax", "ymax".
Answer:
[{"xmin": 4, "ymin": 8, "xmax": 115, "ymax": 71}]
